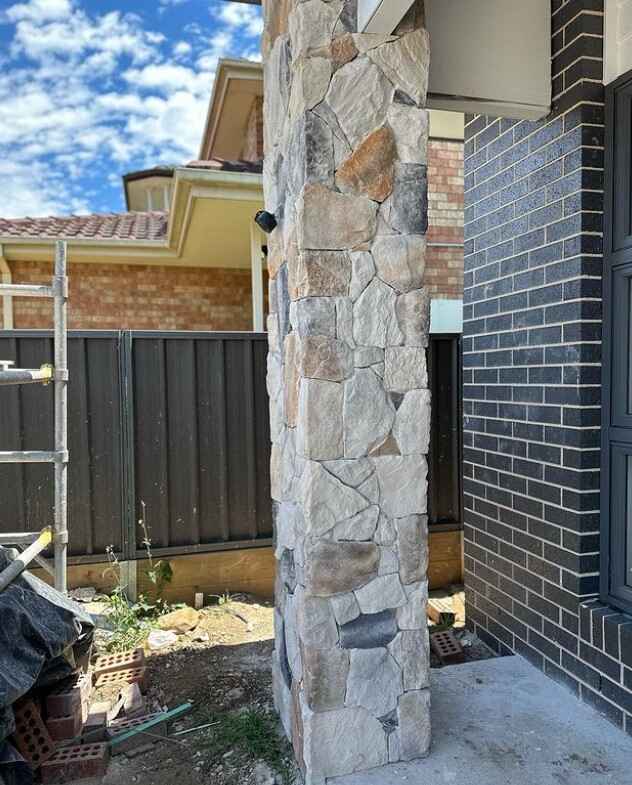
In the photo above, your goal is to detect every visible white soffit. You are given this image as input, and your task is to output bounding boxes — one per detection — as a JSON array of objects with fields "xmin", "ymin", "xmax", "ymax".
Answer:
[
  {"xmin": 425, "ymin": 0, "xmax": 552, "ymax": 121},
  {"xmin": 358, "ymin": 0, "xmax": 416, "ymax": 33},
  {"xmin": 604, "ymin": 0, "xmax": 632, "ymax": 85}
]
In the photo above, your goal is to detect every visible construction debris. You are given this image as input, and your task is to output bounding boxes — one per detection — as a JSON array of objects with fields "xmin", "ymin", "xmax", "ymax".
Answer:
[
  {"xmin": 157, "ymin": 607, "xmax": 200, "ymax": 634},
  {"xmin": 430, "ymin": 628, "xmax": 466, "ymax": 666}
]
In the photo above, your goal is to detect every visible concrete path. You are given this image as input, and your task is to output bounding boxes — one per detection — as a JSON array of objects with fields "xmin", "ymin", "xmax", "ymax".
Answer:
[{"xmin": 330, "ymin": 656, "xmax": 632, "ymax": 785}]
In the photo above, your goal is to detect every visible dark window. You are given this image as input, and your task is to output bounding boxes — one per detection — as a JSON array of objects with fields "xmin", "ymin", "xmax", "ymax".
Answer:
[
  {"xmin": 602, "ymin": 72, "xmax": 632, "ymax": 613},
  {"xmin": 428, "ymin": 335, "xmax": 463, "ymax": 529}
]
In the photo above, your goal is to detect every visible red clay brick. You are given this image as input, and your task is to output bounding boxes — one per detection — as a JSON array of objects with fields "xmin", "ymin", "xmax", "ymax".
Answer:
[
  {"xmin": 107, "ymin": 713, "xmax": 167, "ymax": 755},
  {"xmin": 46, "ymin": 671, "xmax": 92, "ymax": 719},
  {"xmin": 46, "ymin": 710, "xmax": 83, "ymax": 742},
  {"xmin": 12, "ymin": 700, "xmax": 56, "ymax": 769},
  {"xmin": 81, "ymin": 702, "xmax": 110, "ymax": 743},
  {"xmin": 94, "ymin": 666, "xmax": 147, "ymax": 692},
  {"xmin": 40, "ymin": 743, "xmax": 109, "ymax": 784},
  {"xmin": 93, "ymin": 648, "xmax": 145, "ymax": 677}
]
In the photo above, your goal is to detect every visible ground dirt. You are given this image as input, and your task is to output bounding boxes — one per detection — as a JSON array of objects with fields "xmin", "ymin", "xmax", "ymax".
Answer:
[{"xmin": 94, "ymin": 595, "xmax": 495, "ymax": 785}]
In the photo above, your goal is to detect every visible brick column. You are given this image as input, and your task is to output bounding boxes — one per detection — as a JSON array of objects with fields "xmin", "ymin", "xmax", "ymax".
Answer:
[{"xmin": 263, "ymin": 1, "xmax": 432, "ymax": 781}]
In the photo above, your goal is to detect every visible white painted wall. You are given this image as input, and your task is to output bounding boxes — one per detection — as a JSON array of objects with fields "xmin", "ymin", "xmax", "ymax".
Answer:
[{"xmin": 605, "ymin": 0, "xmax": 632, "ymax": 84}]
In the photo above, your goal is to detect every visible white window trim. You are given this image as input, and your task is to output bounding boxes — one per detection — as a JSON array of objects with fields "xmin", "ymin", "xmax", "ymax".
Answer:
[{"xmin": 358, "ymin": 0, "xmax": 415, "ymax": 34}]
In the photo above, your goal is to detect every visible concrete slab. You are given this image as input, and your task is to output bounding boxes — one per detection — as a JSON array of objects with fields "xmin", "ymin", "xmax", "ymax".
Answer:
[{"xmin": 330, "ymin": 656, "xmax": 632, "ymax": 785}]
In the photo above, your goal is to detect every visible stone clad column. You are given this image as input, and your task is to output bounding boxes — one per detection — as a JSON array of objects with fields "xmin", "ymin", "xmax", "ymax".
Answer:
[{"xmin": 264, "ymin": 2, "xmax": 431, "ymax": 781}]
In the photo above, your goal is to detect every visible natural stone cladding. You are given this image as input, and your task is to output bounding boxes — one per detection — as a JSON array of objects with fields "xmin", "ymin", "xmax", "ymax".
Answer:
[{"xmin": 263, "ymin": 1, "xmax": 431, "ymax": 781}]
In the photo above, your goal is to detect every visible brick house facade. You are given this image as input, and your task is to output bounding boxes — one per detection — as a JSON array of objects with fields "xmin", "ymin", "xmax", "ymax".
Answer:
[{"xmin": 462, "ymin": 0, "xmax": 632, "ymax": 731}]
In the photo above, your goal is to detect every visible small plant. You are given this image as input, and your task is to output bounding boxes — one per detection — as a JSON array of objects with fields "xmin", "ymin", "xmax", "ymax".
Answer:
[
  {"xmin": 208, "ymin": 591, "xmax": 233, "ymax": 606},
  {"xmin": 203, "ymin": 709, "xmax": 295, "ymax": 785},
  {"xmin": 138, "ymin": 500, "xmax": 173, "ymax": 602}
]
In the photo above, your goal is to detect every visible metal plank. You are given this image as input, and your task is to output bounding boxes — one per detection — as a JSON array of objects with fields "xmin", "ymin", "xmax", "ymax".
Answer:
[
  {"xmin": 242, "ymin": 340, "xmax": 258, "ymax": 540},
  {"xmin": 252, "ymin": 339, "xmax": 273, "ymax": 538},
  {"xmin": 0, "ymin": 335, "xmax": 25, "ymax": 532},
  {"xmin": 0, "ymin": 284, "xmax": 53, "ymax": 298},
  {"xmin": 165, "ymin": 338, "xmax": 200, "ymax": 548},
  {"xmin": 197, "ymin": 338, "xmax": 230, "ymax": 543}
]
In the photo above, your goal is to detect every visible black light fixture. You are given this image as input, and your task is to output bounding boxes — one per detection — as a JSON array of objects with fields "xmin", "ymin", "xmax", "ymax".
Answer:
[{"xmin": 254, "ymin": 210, "xmax": 277, "ymax": 234}]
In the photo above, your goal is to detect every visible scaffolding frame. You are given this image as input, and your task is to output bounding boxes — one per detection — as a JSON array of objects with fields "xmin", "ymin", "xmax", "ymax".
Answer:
[{"xmin": 0, "ymin": 240, "xmax": 68, "ymax": 592}]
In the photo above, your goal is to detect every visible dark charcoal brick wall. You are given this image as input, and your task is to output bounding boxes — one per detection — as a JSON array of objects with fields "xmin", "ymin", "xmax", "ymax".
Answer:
[{"xmin": 464, "ymin": 0, "xmax": 632, "ymax": 733}]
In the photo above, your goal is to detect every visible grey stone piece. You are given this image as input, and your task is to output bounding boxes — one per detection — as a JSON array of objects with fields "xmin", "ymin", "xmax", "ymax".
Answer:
[
  {"xmin": 297, "ymin": 378, "xmax": 344, "ymax": 461},
  {"xmin": 304, "ymin": 110, "xmax": 336, "ymax": 187},
  {"xmin": 334, "ymin": 505, "xmax": 380, "ymax": 541},
  {"xmin": 323, "ymin": 458, "xmax": 374, "ymax": 488},
  {"xmin": 289, "ymin": 0, "xmax": 342, "ymax": 58},
  {"xmin": 264, "ymin": 36, "xmax": 291, "ymax": 155},
  {"xmin": 290, "ymin": 57, "xmax": 332, "ymax": 117},
  {"xmin": 304, "ymin": 540, "xmax": 379, "ymax": 596},
  {"xmin": 270, "ymin": 427, "xmax": 297, "ymax": 503},
  {"xmin": 397, "ymin": 580, "xmax": 429, "ymax": 630},
  {"xmin": 331, "ymin": 592, "xmax": 361, "ymax": 626},
  {"xmin": 302, "ymin": 705, "xmax": 388, "ymax": 780},
  {"xmin": 298, "ymin": 183, "xmax": 377, "ymax": 251},
  {"xmin": 276, "ymin": 263, "xmax": 291, "ymax": 343},
  {"xmin": 344, "ymin": 368, "xmax": 395, "ymax": 458},
  {"xmin": 378, "ymin": 547, "xmax": 399, "ymax": 576},
  {"xmin": 387, "ymin": 104, "xmax": 429, "ymax": 164},
  {"xmin": 396, "ymin": 289, "xmax": 430, "ymax": 347},
  {"xmin": 273, "ymin": 501, "xmax": 299, "ymax": 558},
  {"xmin": 372, "ymin": 235, "xmax": 426, "ymax": 294},
  {"xmin": 284, "ymin": 591, "xmax": 302, "ymax": 682},
  {"xmin": 353, "ymin": 278, "xmax": 403, "ymax": 348},
  {"xmin": 384, "ymin": 347, "xmax": 428, "ymax": 392},
  {"xmin": 396, "ymin": 515, "xmax": 429, "ymax": 584},
  {"xmin": 393, "ymin": 389, "xmax": 431, "ymax": 455},
  {"xmin": 303, "ymin": 646, "xmax": 349, "ymax": 712},
  {"xmin": 298, "ymin": 592, "xmax": 340, "ymax": 648},
  {"xmin": 375, "ymin": 514, "xmax": 396, "ymax": 546},
  {"xmin": 388, "ymin": 727, "xmax": 402, "ymax": 763},
  {"xmin": 397, "ymin": 690, "xmax": 431, "ymax": 761},
  {"xmin": 357, "ymin": 472, "xmax": 380, "ymax": 504},
  {"xmin": 335, "ymin": 296, "xmax": 355, "ymax": 347},
  {"xmin": 297, "ymin": 335, "xmax": 353, "ymax": 382},
  {"xmin": 388, "ymin": 629, "xmax": 430, "ymax": 690},
  {"xmin": 312, "ymin": 99, "xmax": 352, "ymax": 168},
  {"xmin": 294, "ymin": 297, "xmax": 337, "ymax": 337},
  {"xmin": 349, "ymin": 251, "xmax": 375, "ymax": 301},
  {"xmin": 373, "ymin": 455, "xmax": 428, "ymax": 518},
  {"xmin": 355, "ymin": 574, "xmax": 407, "ymax": 614},
  {"xmin": 291, "ymin": 250, "xmax": 351, "ymax": 300},
  {"xmin": 300, "ymin": 460, "xmax": 369, "ymax": 536},
  {"xmin": 339, "ymin": 609, "xmax": 398, "ymax": 650},
  {"xmin": 388, "ymin": 164, "xmax": 428, "ymax": 235},
  {"xmin": 367, "ymin": 30, "xmax": 430, "ymax": 107},
  {"xmin": 325, "ymin": 56, "xmax": 394, "ymax": 148},
  {"xmin": 273, "ymin": 653, "xmax": 293, "ymax": 739},
  {"xmin": 352, "ymin": 33, "xmax": 398, "ymax": 53},
  {"xmin": 354, "ymin": 347, "xmax": 384, "ymax": 368},
  {"xmin": 346, "ymin": 648, "xmax": 403, "ymax": 717},
  {"xmin": 279, "ymin": 548, "xmax": 297, "ymax": 592}
]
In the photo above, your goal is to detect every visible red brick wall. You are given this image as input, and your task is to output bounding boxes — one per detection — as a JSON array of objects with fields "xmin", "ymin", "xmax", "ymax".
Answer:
[
  {"xmin": 426, "ymin": 139, "xmax": 464, "ymax": 299},
  {"xmin": 7, "ymin": 260, "xmax": 258, "ymax": 331},
  {"xmin": 242, "ymin": 96, "xmax": 264, "ymax": 163}
]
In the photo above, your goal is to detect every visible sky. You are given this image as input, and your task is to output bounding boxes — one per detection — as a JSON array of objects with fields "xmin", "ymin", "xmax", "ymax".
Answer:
[{"xmin": 0, "ymin": 0, "xmax": 263, "ymax": 218}]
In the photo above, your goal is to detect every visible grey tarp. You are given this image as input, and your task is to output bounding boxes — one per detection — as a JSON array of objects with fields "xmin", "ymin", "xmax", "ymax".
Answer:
[{"xmin": 0, "ymin": 547, "xmax": 94, "ymax": 742}]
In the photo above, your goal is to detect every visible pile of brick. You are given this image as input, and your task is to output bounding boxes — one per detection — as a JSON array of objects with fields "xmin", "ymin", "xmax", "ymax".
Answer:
[{"xmin": 9, "ymin": 647, "xmax": 159, "ymax": 784}]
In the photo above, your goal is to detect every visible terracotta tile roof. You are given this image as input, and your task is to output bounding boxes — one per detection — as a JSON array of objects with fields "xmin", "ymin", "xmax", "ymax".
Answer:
[
  {"xmin": 0, "ymin": 212, "xmax": 168, "ymax": 241},
  {"xmin": 186, "ymin": 158, "xmax": 263, "ymax": 174}
]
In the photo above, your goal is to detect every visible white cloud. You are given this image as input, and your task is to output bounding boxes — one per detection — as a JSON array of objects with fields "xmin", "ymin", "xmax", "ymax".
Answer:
[{"xmin": 214, "ymin": 3, "xmax": 263, "ymax": 37}]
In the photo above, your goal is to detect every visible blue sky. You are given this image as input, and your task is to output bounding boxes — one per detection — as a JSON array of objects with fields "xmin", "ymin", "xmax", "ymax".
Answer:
[{"xmin": 0, "ymin": 0, "xmax": 262, "ymax": 218}]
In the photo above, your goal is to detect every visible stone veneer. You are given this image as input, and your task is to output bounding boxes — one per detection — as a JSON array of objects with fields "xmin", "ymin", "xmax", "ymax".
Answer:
[{"xmin": 263, "ymin": 1, "xmax": 432, "ymax": 781}]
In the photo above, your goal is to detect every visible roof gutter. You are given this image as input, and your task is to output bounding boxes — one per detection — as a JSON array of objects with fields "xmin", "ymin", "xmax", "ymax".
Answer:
[{"xmin": 0, "ymin": 243, "xmax": 14, "ymax": 329}]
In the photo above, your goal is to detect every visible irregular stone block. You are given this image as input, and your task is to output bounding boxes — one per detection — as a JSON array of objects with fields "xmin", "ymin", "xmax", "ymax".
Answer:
[
  {"xmin": 293, "ymin": 298, "xmax": 337, "ymax": 338},
  {"xmin": 355, "ymin": 574, "xmax": 407, "ymax": 614},
  {"xmin": 387, "ymin": 164, "xmax": 428, "ymax": 235},
  {"xmin": 274, "ymin": 501, "xmax": 300, "ymax": 558},
  {"xmin": 375, "ymin": 514, "xmax": 396, "ymax": 546},
  {"xmin": 397, "ymin": 690, "xmax": 431, "ymax": 761},
  {"xmin": 372, "ymin": 235, "xmax": 426, "ymax": 294},
  {"xmin": 353, "ymin": 278, "xmax": 403, "ymax": 348},
  {"xmin": 303, "ymin": 646, "xmax": 349, "ymax": 712},
  {"xmin": 298, "ymin": 592, "xmax": 339, "ymax": 648},
  {"xmin": 349, "ymin": 251, "xmax": 375, "ymax": 300},
  {"xmin": 388, "ymin": 629, "xmax": 430, "ymax": 690},
  {"xmin": 273, "ymin": 653, "xmax": 292, "ymax": 739},
  {"xmin": 396, "ymin": 289, "xmax": 430, "ymax": 347},
  {"xmin": 279, "ymin": 548, "xmax": 297, "ymax": 592},
  {"xmin": 397, "ymin": 580, "xmax": 428, "ymax": 630},
  {"xmin": 387, "ymin": 104, "xmax": 429, "ymax": 164},
  {"xmin": 344, "ymin": 368, "xmax": 395, "ymax": 458},
  {"xmin": 357, "ymin": 471, "xmax": 380, "ymax": 504},
  {"xmin": 331, "ymin": 592, "xmax": 361, "ymax": 626},
  {"xmin": 335, "ymin": 297, "xmax": 355, "ymax": 347},
  {"xmin": 291, "ymin": 250, "xmax": 351, "ymax": 299},
  {"xmin": 289, "ymin": 0, "xmax": 341, "ymax": 57},
  {"xmin": 336, "ymin": 126, "xmax": 396, "ymax": 202},
  {"xmin": 298, "ymin": 183, "xmax": 377, "ymax": 250},
  {"xmin": 393, "ymin": 388, "xmax": 431, "ymax": 455},
  {"xmin": 300, "ymin": 461, "xmax": 368, "ymax": 536},
  {"xmin": 325, "ymin": 57, "xmax": 394, "ymax": 148},
  {"xmin": 330, "ymin": 32, "xmax": 358, "ymax": 69},
  {"xmin": 297, "ymin": 336, "xmax": 353, "ymax": 381},
  {"xmin": 384, "ymin": 346, "xmax": 427, "ymax": 392},
  {"xmin": 370, "ymin": 432, "xmax": 401, "ymax": 457},
  {"xmin": 396, "ymin": 515, "xmax": 429, "ymax": 584},
  {"xmin": 339, "ymin": 609, "xmax": 398, "ymax": 649},
  {"xmin": 290, "ymin": 57, "xmax": 332, "ymax": 118},
  {"xmin": 302, "ymin": 705, "xmax": 388, "ymax": 780},
  {"xmin": 367, "ymin": 30, "xmax": 430, "ymax": 107},
  {"xmin": 354, "ymin": 347, "xmax": 384, "ymax": 368},
  {"xmin": 264, "ymin": 36, "xmax": 291, "ymax": 153},
  {"xmin": 270, "ymin": 428, "xmax": 297, "ymax": 502},
  {"xmin": 304, "ymin": 540, "xmax": 379, "ymax": 596},
  {"xmin": 373, "ymin": 455, "xmax": 427, "ymax": 518},
  {"xmin": 284, "ymin": 333, "xmax": 300, "ymax": 428},
  {"xmin": 297, "ymin": 379, "xmax": 344, "ymax": 461},
  {"xmin": 333, "ymin": 505, "xmax": 380, "ymax": 541},
  {"xmin": 284, "ymin": 592, "xmax": 302, "ymax": 682},
  {"xmin": 346, "ymin": 648, "xmax": 403, "ymax": 717},
  {"xmin": 292, "ymin": 111, "xmax": 336, "ymax": 189},
  {"xmin": 322, "ymin": 458, "xmax": 374, "ymax": 488},
  {"xmin": 379, "ymin": 547, "xmax": 399, "ymax": 576}
]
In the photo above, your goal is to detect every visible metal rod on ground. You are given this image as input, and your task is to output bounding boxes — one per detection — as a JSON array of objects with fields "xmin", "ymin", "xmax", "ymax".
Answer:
[
  {"xmin": 0, "ymin": 529, "xmax": 53, "ymax": 592},
  {"xmin": 54, "ymin": 240, "xmax": 68, "ymax": 594}
]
